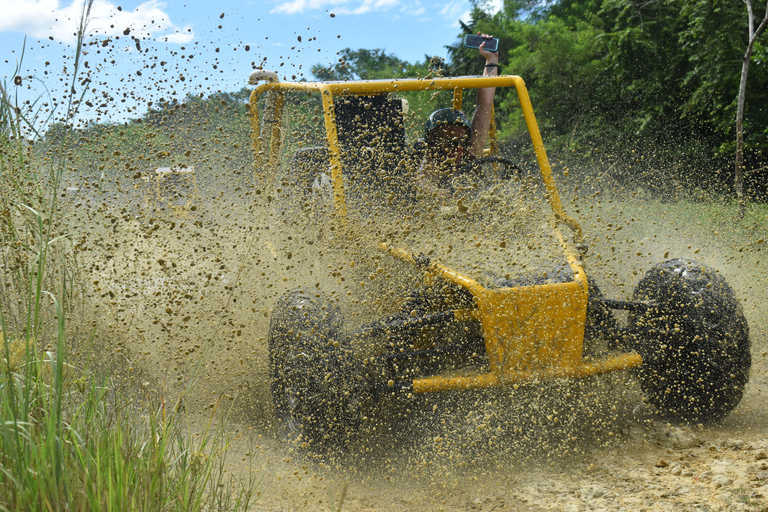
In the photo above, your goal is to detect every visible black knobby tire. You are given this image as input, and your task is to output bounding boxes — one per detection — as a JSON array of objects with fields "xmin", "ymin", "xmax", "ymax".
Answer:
[
  {"xmin": 268, "ymin": 289, "xmax": 355, "ymax": 453},
  {"xmin": 629, "ymin": 259, "xmax": 751, "ymax": 423}
]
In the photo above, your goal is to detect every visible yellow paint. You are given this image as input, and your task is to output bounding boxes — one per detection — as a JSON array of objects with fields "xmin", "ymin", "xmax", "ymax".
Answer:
[
  {"xmin": 248, "ymin": 89, "xmax": 262, "ymax": 174},
  {"xmin": 379, "ymin": 240, "xmax": 641, "ymax": 390},
  {"xmin": 320, "ymin": 90, "xmax": 348, "ymax": 218},
  {"xmin": 452, "ymin": 87, "xmax": 463, "ymax": 111},
  {"xmin": 412, "ymin": 353, "xmax": 643, "ymax": 393},
  {"xmin": 267, "ymin": 92, "xmax": 285, "ymax": 173},
  {"xmin": 474, "ymin": 279, "xmax": 588, "ymax": 376}
]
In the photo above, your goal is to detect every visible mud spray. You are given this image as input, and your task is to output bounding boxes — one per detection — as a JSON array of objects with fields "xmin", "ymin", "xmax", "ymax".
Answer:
[{"xmin": 19, "ymin": 15, "xmax": 768, "ymax": 511}]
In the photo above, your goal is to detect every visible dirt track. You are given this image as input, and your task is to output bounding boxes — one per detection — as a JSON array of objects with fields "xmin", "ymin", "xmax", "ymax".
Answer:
[{"xmin": 69, "ymin": 180, "xmax": 768, "ymax": 510}]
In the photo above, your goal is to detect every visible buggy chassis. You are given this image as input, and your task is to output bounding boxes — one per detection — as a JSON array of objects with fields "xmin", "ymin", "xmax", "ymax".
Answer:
[{"xmin": 248, "ymin": 71, "xmax": 751, "ymax": 450}]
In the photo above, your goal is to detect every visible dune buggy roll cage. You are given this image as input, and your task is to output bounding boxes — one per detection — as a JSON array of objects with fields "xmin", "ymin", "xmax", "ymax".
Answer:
[
  {"xmin": 249, "ymin": 75, "xmax": 581, "ymax": 229},
  {"xmin": 249, "ymin": 74, "xmax": 644, "ymax": 393}
]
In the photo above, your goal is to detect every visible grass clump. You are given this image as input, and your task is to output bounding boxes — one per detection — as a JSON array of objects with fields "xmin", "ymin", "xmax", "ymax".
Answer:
[
  {"xmin": 0, "ymin": 2, "xmax": 258, "ymax": 510},
  {"xmin": 0, "ymin": 349, "xmax": 258, "ymax": 510}
]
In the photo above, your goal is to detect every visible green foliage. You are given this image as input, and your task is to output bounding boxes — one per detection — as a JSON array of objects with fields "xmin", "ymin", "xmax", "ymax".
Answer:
[
  {"xmin": 500, "ymin": 18, "xmax": 603, "ymax": 142},
  {"xmin": 312, "ymin": 48, "xmax": 430, "ymax": 80},
  {"xmin": 677, "ymin": 0, "xmax": 744, "ymax": 139},
  {"xmin": 312, "ymin": 48, "xmax": 406, "ymax": 80},
  {"xmin": 0, "ymin": 334, "xmax": 258, "ymax": 511},
  {"xmin": 449, "ymin": 0, "xmax": 768, "ymax": 197},
  {"xmin": 41, "ymin": 86, "xmax": 252, "ymax": 197}
]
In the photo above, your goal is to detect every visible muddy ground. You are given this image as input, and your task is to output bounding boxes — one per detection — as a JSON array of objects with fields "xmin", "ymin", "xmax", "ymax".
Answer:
[{"xmin": 67, "ymin": 171, "xmax": 768, "ymax": 511}]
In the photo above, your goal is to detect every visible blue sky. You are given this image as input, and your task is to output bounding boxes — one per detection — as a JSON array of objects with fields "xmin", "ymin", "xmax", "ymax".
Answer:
[{"xmin": 0, "ymin": 0, "xmax": 500, "ymax": 129}]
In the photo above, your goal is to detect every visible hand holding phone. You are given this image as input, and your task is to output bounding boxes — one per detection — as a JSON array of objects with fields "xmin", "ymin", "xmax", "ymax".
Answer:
[{"xmin": 463, "ymin": 34, "xmax": 499, "ymax": 53}]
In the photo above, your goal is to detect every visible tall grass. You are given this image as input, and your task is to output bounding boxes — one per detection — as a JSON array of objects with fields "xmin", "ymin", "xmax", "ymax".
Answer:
[{"xmin": 0, "ymin": 2, "xmax": 257, "ymax": 510}]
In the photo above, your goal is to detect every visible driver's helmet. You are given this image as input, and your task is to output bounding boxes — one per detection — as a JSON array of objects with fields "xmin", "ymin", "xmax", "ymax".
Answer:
[{"xmin": 424, "ymin": 108, "xmax": 471, "ymax": 141}]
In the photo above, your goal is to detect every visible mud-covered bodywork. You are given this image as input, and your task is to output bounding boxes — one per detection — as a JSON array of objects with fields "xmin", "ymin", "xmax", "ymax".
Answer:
[{"xmin": 249, "ymin": 73, "xmax": 750, "ymax": 451}]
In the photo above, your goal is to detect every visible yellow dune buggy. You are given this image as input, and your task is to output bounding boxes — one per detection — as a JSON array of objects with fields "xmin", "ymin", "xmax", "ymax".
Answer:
[{"xmin": 248, "ymin": 70, "xmax": 751, "ymax": 454}]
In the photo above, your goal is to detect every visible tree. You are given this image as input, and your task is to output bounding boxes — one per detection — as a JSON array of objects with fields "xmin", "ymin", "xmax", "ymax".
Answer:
[
  {"xmin": 297, "ymin": 0, "xmax": 768, "ymax": 199},
  {"xmin": 311, "ymin": 49, "xmax": 411, "ymax": 80},
  {"xmin": 735, "ymin": 0, "xmax": 768, "ymax": 216}
]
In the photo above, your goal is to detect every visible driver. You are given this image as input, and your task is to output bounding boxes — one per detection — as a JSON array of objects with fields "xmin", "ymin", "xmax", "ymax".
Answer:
[{"xmin": 416, "ymin": 33, "xmax": 499, "ymax": 201}]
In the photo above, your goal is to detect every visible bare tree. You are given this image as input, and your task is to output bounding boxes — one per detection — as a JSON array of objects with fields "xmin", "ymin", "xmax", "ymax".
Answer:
[{"xmin": 735, "ymin": 0, "xmax": 768, "ymax": 218}]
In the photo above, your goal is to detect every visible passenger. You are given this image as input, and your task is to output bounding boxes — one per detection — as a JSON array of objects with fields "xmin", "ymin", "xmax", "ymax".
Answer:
[{"xmin": 416, "ymin": 33, "xmax": 499, "ymax": 201}]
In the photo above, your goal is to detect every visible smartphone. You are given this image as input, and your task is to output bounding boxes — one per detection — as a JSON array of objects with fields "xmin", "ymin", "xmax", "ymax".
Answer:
[{"xmin": 463, "ymin": 34, "xmax": 499, "ymax": 52}]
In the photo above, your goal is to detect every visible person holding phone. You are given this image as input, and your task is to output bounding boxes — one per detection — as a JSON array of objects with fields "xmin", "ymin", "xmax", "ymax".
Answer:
[{"xmin": 416, "ymin": 33, "xmax": 499, "ymax": 201}]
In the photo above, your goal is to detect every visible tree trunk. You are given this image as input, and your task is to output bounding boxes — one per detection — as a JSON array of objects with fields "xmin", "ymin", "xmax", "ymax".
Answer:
[
  {"xmin": 735, "ymin": 53, "xmax": 749, "ymax": 219},
  {"xmin": 734, "ymin": 0, "xmax": 768, "ymax": 219}
]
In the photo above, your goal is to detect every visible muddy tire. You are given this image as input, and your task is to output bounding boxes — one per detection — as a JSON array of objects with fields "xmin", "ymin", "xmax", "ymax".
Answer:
[
  {"xmin": 629, "ymin": 259, "xmax": 751, "ymax": 423},
  {"xmin": 267, "ymin": 289, "xmax": 356, "ymax": 454}
]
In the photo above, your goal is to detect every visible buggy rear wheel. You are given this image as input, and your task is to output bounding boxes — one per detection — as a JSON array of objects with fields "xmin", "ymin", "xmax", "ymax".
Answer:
[
  {"xmin": 268, "ymin": 289, "xmax": 356, "ymax": 454},
  {"xmin": 629, "ymin": 259, "xmax": 751, "ymax": 423}
]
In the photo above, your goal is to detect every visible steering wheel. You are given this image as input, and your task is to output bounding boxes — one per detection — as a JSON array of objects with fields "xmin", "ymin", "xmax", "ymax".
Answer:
[
  {"xmin": 452, "ymin": 156, "xmax": 522, "ymax": 198},
  {"xmin": 470, "ymin": 156, "xmax": 522, "ymax": 181}
]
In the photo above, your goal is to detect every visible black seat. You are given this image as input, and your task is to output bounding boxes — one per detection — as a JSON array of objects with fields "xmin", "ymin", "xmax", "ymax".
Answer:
[
  {"xmin": 288, "ymin": 95, "xmax": 416, "ymax": 210},
  {"xmin": 334, "ymin": 95, "xmax": 411, "ymax": 203}
]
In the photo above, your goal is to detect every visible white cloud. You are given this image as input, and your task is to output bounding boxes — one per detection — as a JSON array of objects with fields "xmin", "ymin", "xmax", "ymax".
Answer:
[
  {"xmin": 454, "ymin": 9, "xmax": 471, "ymax": 27},
  {"xmin": 486, "ymin": 0, "xmax": 503, "ymax": 13},
  {"xmin": 0, "ymin": 0, "xmax": 193, "ymax": 44},
  {"xmin": 438, "ymin": 1, "xmax": 464, "ymax": 19},
  {"xmin": 271, "ymin": 0, "xmax": 398, "ymax": 15},
  {"xmin": 399, "ymin": 2, "xmax": 425, "ymax": 16},
  {"xmin": 438, "ymin": 1, "xmax": 470, "ymax": 27},
  {"xmin": 343, "ymin": 0, "xmax": 398, "ymax": 15},
  {"xmin": 158, "ymin": 27, "xmax": 194, "ymax": 44}
]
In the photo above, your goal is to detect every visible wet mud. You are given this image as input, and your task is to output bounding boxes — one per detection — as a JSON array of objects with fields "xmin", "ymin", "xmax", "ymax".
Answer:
[
  {"xmin": 67, "ymin": 162, "xmax": 768, "ymax": 510},
  {"xmin": 9, "ymin": 7, "xmax": 764, "ymax": 509}
]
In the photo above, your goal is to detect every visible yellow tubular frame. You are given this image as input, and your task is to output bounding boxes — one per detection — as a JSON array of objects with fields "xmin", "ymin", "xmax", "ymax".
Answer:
[
  {"xmin": 249, "ymin": 76, "xmax": 579, "ymax": 224},
  {"xmin": 249, "ymin": 75, "xmax": 643, "ymax": 392}
]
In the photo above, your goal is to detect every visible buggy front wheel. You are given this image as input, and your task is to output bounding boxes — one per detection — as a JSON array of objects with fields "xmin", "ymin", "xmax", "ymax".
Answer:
[{"xmin": 628, "ymin": 259, "xmax": 751, "ymax": 423}]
